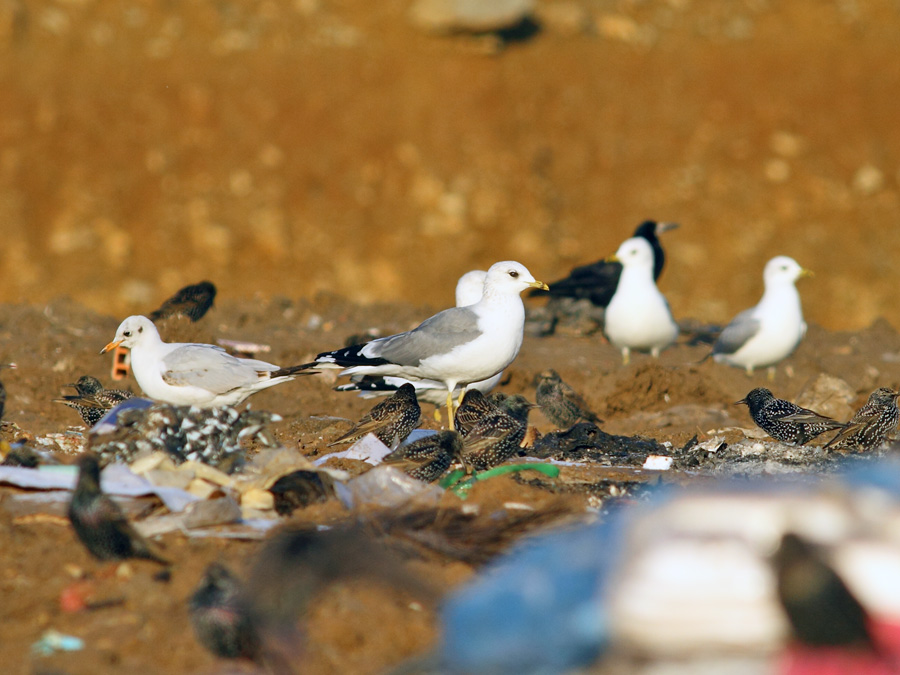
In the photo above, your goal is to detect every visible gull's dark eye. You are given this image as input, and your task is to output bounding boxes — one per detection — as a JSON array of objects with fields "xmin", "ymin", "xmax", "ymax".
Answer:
[
  {"xmin": 509, "ymin": 270, "xmax": 519, "ymax": 278},
  {"xmin": 123, "ymin": 330, "xmax": 132, "ymax": 337}
]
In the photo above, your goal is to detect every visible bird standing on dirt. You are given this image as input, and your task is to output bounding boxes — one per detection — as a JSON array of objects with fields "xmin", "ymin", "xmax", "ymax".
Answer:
[
  {"xmin": 67, "ymin": 453, "xmax": 168, "ymax": 564},
  {"xmin": 534, "ymin": 221, "xmax": 679, "ymax": 307},
  {"xmin": 462, "ymin": 395, "xmax": 536, "ymax": 471},
  {"xmin": 54, "ymin": 375, "xmax": 133, "ymax": 427},
  {"xmin": 328, "ymin": 382, "xmax": 421, "ymax": 448},
  {"xmin": 382, "ymin": 430, "xmax": 464, "ymax": 483},
  {"xmin": 306, "ymin": 261, "xmax": 548, "ymax": 429},
  {"xmin": 534, "ymin": 369, "xmax": 601, "ymax": 428},
  {"xmin": 189, "ymin": 562, "xmax": 262, "ymax": 662},
  {"xmin": 711, "ymin": 256, "xmax": 811, "ymax": 375},
  {"xmin": 736, "ymin": 388, "xmax": 845, "ymax": 445},
  {"xmin": 604, "ymin": 237, "xmax": 679, "ymax": 365},
  {"xmin": 335, "ymin": 269, "xmax": 504, "ymax": 405},
  {"xmin": 454, "ymin": 389, "xmax": 501, "ymax": 437},
  {"xmin": 100, "ymin": 315, "xmax": 316, "ymax": 408},
  {"xmin": 148, "ymin": 280, "xmax": 217, "ymax": 323},
  {"xmin": 824, "ymin": 387, "xmax": 900, "ymax": 452}
]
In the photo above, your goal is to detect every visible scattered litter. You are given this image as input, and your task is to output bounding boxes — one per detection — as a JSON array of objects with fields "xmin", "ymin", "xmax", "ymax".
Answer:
[
  {"xmin": 31, "ymin": 629, "xmax": 84, "ymax": 656},
  {"xmin": 314, "ymin": 433, "xmax": 393, "ymax": 467},
  {"xmin": 642, "ymin": 455, "xmax": 673, "ymax": 471},
  {"xmin": 335, "ymin": 465, "xmax": 443, "ymax": 509}
]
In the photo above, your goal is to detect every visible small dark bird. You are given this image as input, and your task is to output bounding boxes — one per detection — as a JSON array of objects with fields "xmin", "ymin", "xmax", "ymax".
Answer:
[
  {"xmin": 148, "ymin": 280, "xmax": 217, "ymax": 322},
  {"xmin": 189, "ymin": 563, "xmax": 262, "ymax": 661},
  {"xmin": 462, "ymin": 395, "xmax": 536, "ymax": 471},
  {"xmin": 269, "ymin": 470, "xmax": 334, "ymax": 516},
  {"xmin": 454, "ymin": 389, "xmax": 500, "ymax": 437},
  {"xmin": 67, "ymin": 453, "xmax": 169, "ymax": 564},
  {"xmin": 736, "ymin": 388, "xmax": 845, "ymax": 445},
  {"xmin": 825, "ymin": 387, "xmax": 900, "ymax": 452},
  {"xmin": 55, "ymin": 375, "xmax": 134, "ymax": 427},
  {"xmin": 328, "ymin": 383, "xmax": 420, "ymax": 448},
  {"xmin": 0, "ymin": 443, "xmax": 40, "ymax": 468},
  {"xmin": 773, "ymin": 532, "xmax": 874, "ymax": 649},
  {"xmin": 532, "ymin": 221, "xmax": 678, "ymax": 307},
  {"xmin": 382, "ymin": 430, "xmax": 464, "ymax": 483},
  {"xmin": 534, "ymin": 369, "xmax": 602, "ymax": 428}
]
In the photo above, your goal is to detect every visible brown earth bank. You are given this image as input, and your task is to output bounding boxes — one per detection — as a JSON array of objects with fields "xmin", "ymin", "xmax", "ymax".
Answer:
[
  {"xmin": 2, "ymin": 295, "xmax": 900, "ymax": 673},
  {"xmin": 0, "ymin": 0, "xmax": 899, "ymax": 330}
]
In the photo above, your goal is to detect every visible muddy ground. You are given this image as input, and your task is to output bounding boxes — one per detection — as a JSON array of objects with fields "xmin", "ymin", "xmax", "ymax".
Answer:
[{"xmin": 2, "ymin": 0, "xmax": 900, "ymax": 673}]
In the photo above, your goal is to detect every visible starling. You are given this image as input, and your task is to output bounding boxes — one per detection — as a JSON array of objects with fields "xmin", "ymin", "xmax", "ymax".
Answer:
[
  {"xmin": 328, "ymin": 382, "xmax": 421, "ymax": 448},
  {"xmin": 189, "ymin": 563, "xmax": 262, "ymax": 661},
  {"xmin": 534, "ymin": 369, "xmax": 602, "ymax": 428},
  {"xmin": 382, "ymin": 430, "xmax": 464, "ymax": 483},
  {"xmin": 824, "ymin": 387, "xmax": 900, "ymax": 452},
  {"xmin": 269, "ymin": 470, "xmax": 334, "ymax": 516},
  {"xmin": 736, "ymin": 387, "xmax": 845, "ymax": 445},
  {"xmin": 773, "ymin": 533, "xmax": 874, "ymax": 649},
  {"xmin": 0, "ymin": 443, "xmax": 40, "ymax": 468},
  {"xmin": 55, "ymin": 375, "xmax": 134, "ymax": 427},
  {"xmin": 531, "ymin": 221, "xmax": 678, "ymax": 307},
  {"xmin": 148, "ymin": 280, "xmax": 217, "ymax": 322},
  {"xmin": 67, "ymin": 453, "xmax": 169, "ymax": 564},
  {"xmin": 454, "ymin": 389, "xmax": 500, "ymax": 437},
  {"xmin": 462, "ymin": 395, "xmax": 536, "ymax": 471}
]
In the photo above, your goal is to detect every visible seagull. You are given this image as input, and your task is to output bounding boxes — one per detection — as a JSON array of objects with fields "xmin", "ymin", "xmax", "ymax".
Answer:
[
  {"xmin": 308, "ymin": 261, "xmax": 547, "ymax": 429},
  {"xmin": 534, "ymin": 221, "xmax": 679, "ymax": 307},
  {"xmin": 604, "ymin": 237, "xmax": 679, "ymax": 365},
  {"xmin": 711, "ymin": 256, "xmax": 811, "ymax": 375},
  {"xmin": 100, "ymin": 315, "xmax": 315, "ymax": 408},
  {"xmin": 335, "ymin": 269, "xmax": 504, "ymax": 405}
]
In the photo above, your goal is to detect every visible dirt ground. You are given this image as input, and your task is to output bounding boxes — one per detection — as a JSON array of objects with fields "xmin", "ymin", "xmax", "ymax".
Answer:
[{"xmin": 2, "ymin": 0, "xmax": 900, "ymax": 673}]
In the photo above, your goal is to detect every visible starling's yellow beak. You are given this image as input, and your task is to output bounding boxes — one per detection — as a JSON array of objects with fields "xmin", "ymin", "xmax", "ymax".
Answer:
[
  {"xmin": 100, "ymin": 339, "xmax": 123, "ymax": 355},
  {"xmin": 529, "ymin": 280, "xmax": 549, "ymax": 291}
]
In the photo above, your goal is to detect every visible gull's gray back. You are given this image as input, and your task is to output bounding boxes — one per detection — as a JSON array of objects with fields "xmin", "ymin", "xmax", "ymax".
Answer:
[{"xmin": 368, "ymin": 306, "xmax": 481, "ymax": 366}]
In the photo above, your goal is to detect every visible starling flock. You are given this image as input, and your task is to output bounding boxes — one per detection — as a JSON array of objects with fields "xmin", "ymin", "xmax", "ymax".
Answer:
[{"xmin": 738, "ymin": 386, "xmax": 900, "ymax": 452}]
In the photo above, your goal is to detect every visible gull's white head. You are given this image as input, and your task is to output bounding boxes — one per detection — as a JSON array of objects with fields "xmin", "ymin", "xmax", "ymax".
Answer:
[
  {"xmin": 763, "ymin": 256, "xmax": 812, "ymax": 288},
  {"xmin": 482, "ymin": 261, "xmax": 548, "ymax": 297},
  {"xmin": 455, "ymin": 270, "xmax": 487, "ymax": 307},
  {"xmin": 612, "ymin": 237, "xmax": 655, "ymax": 271},
  {"xmin": 101, "ymin": 315, "xmax": 159, "ymax": 354}
]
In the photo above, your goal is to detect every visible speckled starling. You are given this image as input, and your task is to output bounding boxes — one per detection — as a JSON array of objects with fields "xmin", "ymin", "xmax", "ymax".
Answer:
[
  {"xmin": 55, "ymin": 375, "xmax": 134, "ymax": 427},
  {"xmin": 773, "ymin": 533, "xmax": 874, "ymax": 649},
  {"xmin": 824, "ymin": 387, "xmax": 900, "ymax": 452},
  {"xmin": 382, "ymin": 430, "xmax": 463, "ymax": 483},
  {"xmin": 736, "ymin": 387, "xmax": 845, "ymax": 445},
  {"xmin": 462, "ymin": 395, "xmax": 536, "ymax": 471},
  {"xmin": 189, "ymin": 562, "xmax": 262, "ymax": 661},
  {"xmin": 328, "ymin": 382, "xmax": 420, "ymax": 448},
  {"xmin": 67, "ymin": 453, "xmax": 168, "ymax": 564},
  {"xmin": 534, "ymin": 369, "xmax": 602, "ymax": 428},
  {"xmin": 148, "ymin": 280, "xmax": 217, "ymax": 322},
  {"xmin": 454, "ymin": 389, "xmax": 500, "ymax": 437}
]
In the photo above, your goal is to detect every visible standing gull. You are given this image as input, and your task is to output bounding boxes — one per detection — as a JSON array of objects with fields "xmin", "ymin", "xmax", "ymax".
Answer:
[
  {"xmin": 335, "ymin": 269, "xmax": 504, "ymax": 404},
  {"xmin": 736, "ymin": 388, "xmax": 845, "ymax": 445},
  {"xmin": 533, "ymin": 221, "xmax": 679, "ymax": 307},
  {"xmin": 824, "ymin": 387, "xmax": 900, "ymax": 452},
  {"xmin": 100, "ymin": 315, "xmax": 316, "ymax": 408},
  {"xmin": 308, "ymin": 261, "xmax": 547, "ymax": 429},
  {"xmin": 711, "ymin": 256, "xmax": 811, "ymax": 375},
  {"xmin": 604, "ymin": 237, "xmax": 679, "ymax": 365}
]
